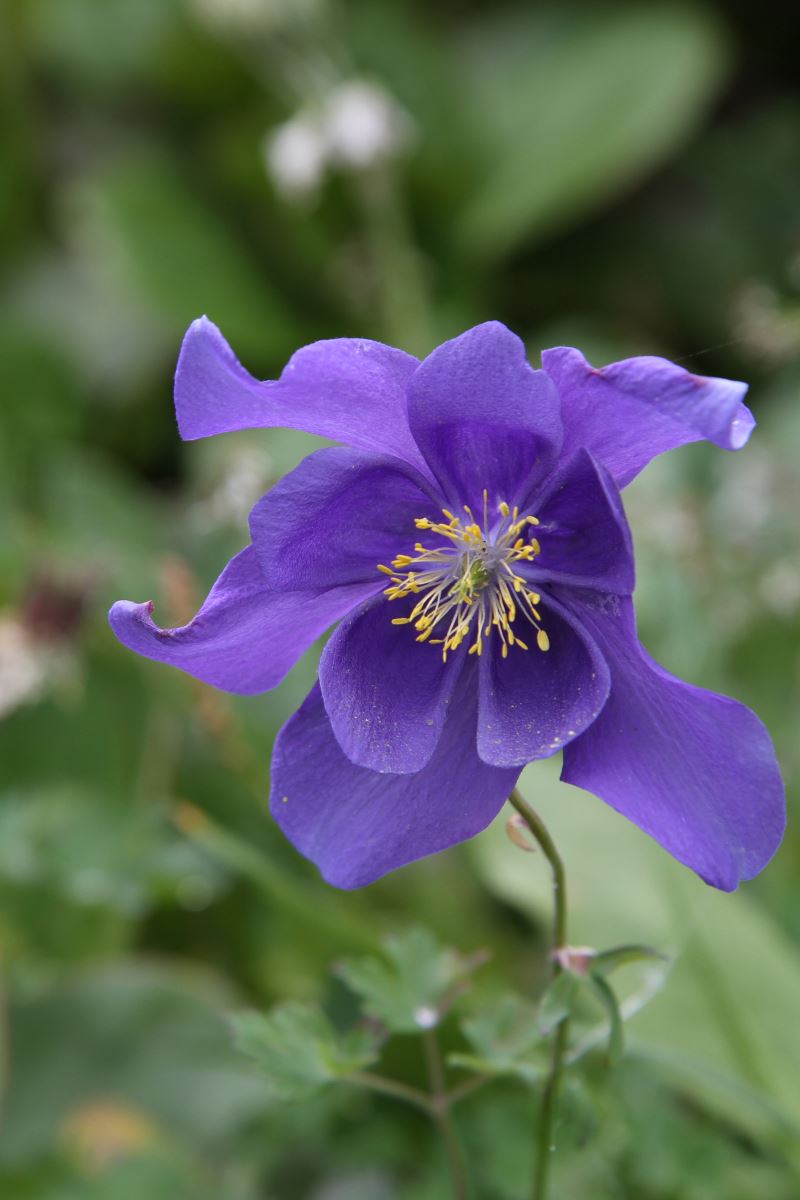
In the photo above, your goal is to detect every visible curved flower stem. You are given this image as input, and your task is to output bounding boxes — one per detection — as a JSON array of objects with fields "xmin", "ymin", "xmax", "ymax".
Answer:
[
  {"xmin": 508, "ymin": 790, "xmax": 567, "ymax": 951},
  {"xmin": 508, "ymin": 788, "xmax": 569, "ymax": 1200},
  {"xmin": 423, "ymin": 1028, "xmax": 470, "ymax": 1200}
]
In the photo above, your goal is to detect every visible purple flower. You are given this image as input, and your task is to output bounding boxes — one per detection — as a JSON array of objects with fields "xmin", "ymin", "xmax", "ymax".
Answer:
[{"xmin": 110, "ymin": 320, "xmax": 785, "ymax": 891}]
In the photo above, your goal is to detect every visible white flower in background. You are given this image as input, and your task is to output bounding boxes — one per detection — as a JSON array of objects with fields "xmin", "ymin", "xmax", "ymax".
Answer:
[
  {"xmin": 0, "ymin": 616, "xmax": 47, "ymax": 719},
  {"xmin": 192, "ymin": 444, "xmax": 272, "ymax": 529},
  {"xmin": 263, "ymin": 79, "xmax": 415, "ymax": 201},
  {"xmin": 324, "ymin": 80, "xmax": 414, "ymax": 169},
  {"xmin": 190, "ymin": 0, "xmax": 324, "ymax": 35},
  {"xmin": 759, "ymin": 562, "xmax": 800, "ymax": 618},
  {"xmin": 264, "ymin": 114, "xmax": 328, "ymax": 199}
]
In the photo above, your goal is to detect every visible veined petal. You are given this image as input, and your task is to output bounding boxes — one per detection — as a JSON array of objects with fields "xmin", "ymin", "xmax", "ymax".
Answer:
[
  {"xmin": 477, "ymin": 594, "xmax": 610, "ymax": 767},
  {"xmin": 318, "ymin": 595, "xmax": 465, "ymax": 774},
  {"xmin": 524, "ymin": 449, "xmax": 634, "ymax": 594},
  {"xmin": 175, "ymin": 317, "xmax": 429, "ymax": 475},
  {"xmin": 250, "ymin": 447, "xmax": 441, "ymax": 590},
  {"xmin": 560, "ymin": 594, "xmax": 786, "ymax": 890},
  {"xmin": 109, "ymin": 546, "xmax": 378, "ymax": 695},
  {"xmin": 542, "ymin": 346, "xmax": 754, "ymax": 488},
  {"xmin": 271, "ymin": 678, "xmax": 518, "ymax": 889},
  {"xmin": 407, "ymin": 322, "xmax": 562, "ymax": 512}
]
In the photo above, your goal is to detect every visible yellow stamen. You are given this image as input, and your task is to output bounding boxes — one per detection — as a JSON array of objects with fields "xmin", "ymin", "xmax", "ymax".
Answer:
[{"xmin": 380, "ymin": 492, "xmax": 549, "ymax": 661}]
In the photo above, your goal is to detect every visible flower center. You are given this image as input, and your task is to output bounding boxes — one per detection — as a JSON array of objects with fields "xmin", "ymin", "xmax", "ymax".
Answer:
[{"xmin": 378, "ymin": 490, "xmax": 549, "ymax": 662}]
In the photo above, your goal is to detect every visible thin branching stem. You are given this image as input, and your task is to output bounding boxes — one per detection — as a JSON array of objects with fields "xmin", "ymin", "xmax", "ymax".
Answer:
[
  {"xmin": 423, "ymin": 1028, "xmax": 470, "ymax": 1200},
  {"xmin": 508, "ymin": 788, "xmax": 569, "ymax": 1200},
  {"xmin": 346, "ymin": 1071, "xmax": 434, "ymax": 1114}
]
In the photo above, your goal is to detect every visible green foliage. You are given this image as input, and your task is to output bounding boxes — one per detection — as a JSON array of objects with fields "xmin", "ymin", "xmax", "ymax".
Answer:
[
  {"xmin": 455, "ymin": 4, "xmax": 730, "ymax": 258},
  {"xmin": 232, "ymin": 1004, "xmax": 380, "ymax": 1101},
  {"xmin": 1, "ymin": 0, "xmax": 799, "ymax": 1194},
  {"xmin": 336, "ymin": 926, "xmax": 483, "ymax": 1033},
  {"xmin": 451, "ymin": 994, "xmax": 545, "ymax": 1083},
  {"xmin": 472, "ymin": 760, "xmax": 800, "ymax": 1149}
]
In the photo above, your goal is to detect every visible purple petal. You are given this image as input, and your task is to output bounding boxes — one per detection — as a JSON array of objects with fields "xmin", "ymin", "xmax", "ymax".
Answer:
[
  {"xmin": 109, "ymin": 546, "xmax": 378, "ymax": 695},
  {"xmin": 560, "ymin": 595, "xmax": 785, "ymax": 890},
  {"xmin": 250, "ymin": 447, "xmax": 440, "ymax": 590},
  {"xmin": 271, "ymin": 673, "xmax": 519, "ymax": 888},
  {"xmin": 407, "ymin": 322, "xmax": 562, "ymax": 512},
  {"xmin": 542, "ymin": 347, "xmax": 755, "ymax": 489},
  {"xmin": 477, "ymin": 594, "xmax": 610, "ymax": 767},
  {"xmin": 525, "ymin": 449, "xmax": 634, "ymax": 594},
  {"xmin": 175, "ymin": 317, "xmax": 430, "ymax": 475},
  {"xmin": 318, "ymin": 595, "xmax": 465, "ymax": 774}
]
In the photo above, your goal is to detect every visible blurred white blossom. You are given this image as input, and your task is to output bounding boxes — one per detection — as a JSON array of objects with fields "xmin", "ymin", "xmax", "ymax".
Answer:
[
  {"xmin": 190, "ymin": 0, "xmax": 325, "ymax": 35},
  {"xmin": 325, "ymin": 81, "xmax": 414, "ymax": 169},
  {"xmin": 191, "ymin": 445, "xmax": 272, "ymax": 530},
  {"xmin": 0, "ymin": 616, "xmax": 48, "ymax": 719},
  {"xmin": 759, "ymin": 562, "xmax": 800, "ymax": 618},
  {"xmin": 263, "ymin": 79, "xmax": 414, "ymax": 200},
  {"xmin": 265, "ymin": 114, "xmax": 329, "ymax": 199},
  {"xmin": 733, "ymin": 281, "xmax": 800, "ymax": 364}
]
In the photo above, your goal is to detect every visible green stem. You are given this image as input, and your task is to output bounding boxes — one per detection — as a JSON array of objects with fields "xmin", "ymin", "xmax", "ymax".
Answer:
[
  {"xmin": 508, "ymin": 790, "xmax": 567, "ymax": 952},
  {"xmin": 508, "ymin": 789, "xmax": 569, "ymax": 1200},
  {"xmin": 354, "ymin": 163, "xmax": 434, "ymax": 357},
  {"xmin": 423, "ymin": 1028, "xmax": 470, "ymax": 1200},
  {"xmin": 346, "ymin": 1071, "xmax": 433, "ymax": 1114},
  {"xmin": 446, "ymin": 1073, "xmax": 492, "ymax": 1107}
]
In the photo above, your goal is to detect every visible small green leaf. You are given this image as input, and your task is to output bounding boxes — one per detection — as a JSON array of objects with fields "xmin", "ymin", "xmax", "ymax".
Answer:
[
  {"xmin": 538, "ymin": 971, "xmax": 581, "ymax": 1036},
  {"xmin": 336, "ymin": 927, "xmax": 484, "ymax": 1033},
  {"xmin": 592, "ymin": 944, "xmax": 670, "ymax": 978},
  {"xmin": 232, "ymin": 1004, "xmax": 379, "ymax": 1101},
  {"xmin": 451, "ymin": 993, "xmax": 546, "ymax": 1083},
  {"xmin": 587, "ymin": 974, "xmax": 625, "ymax": 1067}
]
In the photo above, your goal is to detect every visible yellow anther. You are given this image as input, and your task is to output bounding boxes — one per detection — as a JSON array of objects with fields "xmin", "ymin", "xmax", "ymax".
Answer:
[
  {"xmin": 537, "ymin": 630, "xmax": 550, "ymax": 652},
  {"xmin": 380, "ymin": 492, "xmax": 549, "ymax": 662}
]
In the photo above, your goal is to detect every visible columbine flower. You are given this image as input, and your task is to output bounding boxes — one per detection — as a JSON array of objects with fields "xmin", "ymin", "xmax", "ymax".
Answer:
[{"xmin": 110, "ymin": 321, "xmax": 785, "ymax": 890}]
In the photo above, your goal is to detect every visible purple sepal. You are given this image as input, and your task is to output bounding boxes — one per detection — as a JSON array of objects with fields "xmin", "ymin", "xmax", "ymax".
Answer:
[
  {"xmin": 271, "ymin": 671, "xmax": 518, "ymax": 889},
  {"xmin": 175, "ymin": 317, "xmax": 430, "ymax": 475},
  {"xmin": 560, "ymin": 595, "xmax": 786, "ymax": 890},
  {"xmin": 542, "ymin": 346, "xmax": 754, "ymax": 488},
  {"xmin": 109, "ymin": 546, "xmax": 379, "ymax": 695},
  {"xmin": 250, "ymin": 447, "xmax": 440, "ymax": 591}
]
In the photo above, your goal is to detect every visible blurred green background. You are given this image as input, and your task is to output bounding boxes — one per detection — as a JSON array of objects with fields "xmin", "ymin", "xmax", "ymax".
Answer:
[{"xmin": 1, "ymin": 0, "xmax": 799, "ymax": 1196}]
